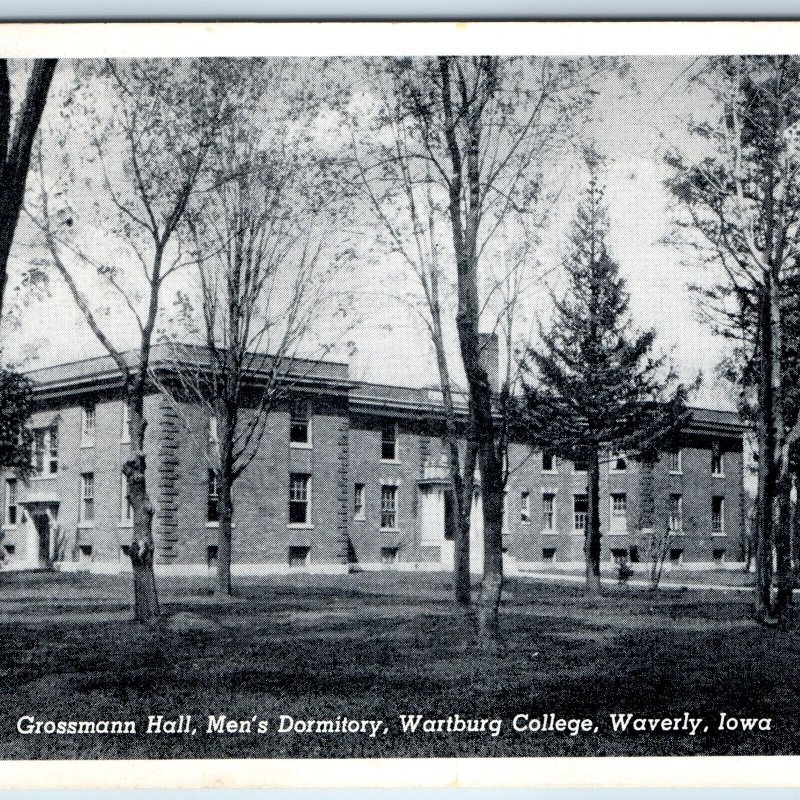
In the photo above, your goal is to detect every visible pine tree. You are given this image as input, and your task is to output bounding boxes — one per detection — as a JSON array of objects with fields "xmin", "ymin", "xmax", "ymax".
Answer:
[{"xmin": 522, "ymin": 178, "xmax": 691, "ymax": 593}]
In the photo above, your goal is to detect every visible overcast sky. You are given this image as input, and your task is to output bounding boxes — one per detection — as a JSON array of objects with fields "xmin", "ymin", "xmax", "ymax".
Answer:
[{"xmin": 1, "ymin": 56, "xmax": 736, "ymax": 409}]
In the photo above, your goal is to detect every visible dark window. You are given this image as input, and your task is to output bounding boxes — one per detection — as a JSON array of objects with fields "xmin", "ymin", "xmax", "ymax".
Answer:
[
  {"xmin": 207, "ymin": 470, "xmax": 219, "ymax": 522},
  {"xmin": 288, "ymin": 545, "xmax": 310, "ymax": 567},
  {"xmin": 542, "ymin": 547, "xmax": 556, "ymax": 563},
  {"xmin": 381, "ymin": 424, "xmax": 397, "ymax": 461},
  {"xmin": 380, "ymin": 546, "xmax": 398, "ymax": 564},
  {"xmin": 48, "ymin": 424, "xmax": 58, "ymax": 474},
  {"xmin": 520, "ymin": 491, "xmax": 530, "ymax": 523},
  {"xmin": 542, "ymin": 452, "xmax": 555, "ymax": 472},
  {"xmin": 82, "ymin": 403, "xmax": 96, "ymax": 438},
  {"xmin": 712, "ymin": 441, "xmax": 723, "ymax": 475},
  {"xmin": 713, "ymin": 548, "xmax": 726, "ymax": 564},
  {"xmin": 289, "ymin": 474, "xmax": 310, "ymax": 525},
  {"xmin": 611, "ymin": 453, "xmax": 627, "ymax": 471},
  {"xmin": 669, "ymin": 548, "xmax": 683, "ymax": 564},
  {"xmin": 290, "ymin": 399, "xmax": 311, "ymax": 446},
  {"xmin": 712, "ymin": 496, "xmax": 724, "ymax": 534},
  {"xmin": 542, "ymin": 493, "xmax": 555, "ymax": 530},
  {"xmin": 573, "ymin": 494, "xmax": 588, "ymax": 530},
  {"xmin": 354, "ymin": 483, "xmax": 365, "ymax": 519},
  {"xmin": 381, "ymin": 485, "xmax": 397, "ymax": 529},
  {"xmin": 573, "ymin": 458, "xmax": 587, "ymax": 472},
  {"xmin": 80, "ymin": 473, "xmax": 94, "ymax": 523},
  {"xmin": 611, "ymin": 548, "xmax": 628, "ymax": 564},
  {"xmin": 668, "ymin": 493, "xmax": 682, "ymax": 532},
  {"xmin": 629, "ymin": 546, "xmax": 639, "ymax": 563},
  {"xmin": 207, "ymin": 545, "xmax": 218, "ymax": 568}
]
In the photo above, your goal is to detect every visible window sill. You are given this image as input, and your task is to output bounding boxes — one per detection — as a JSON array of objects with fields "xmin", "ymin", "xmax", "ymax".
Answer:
[
  {"xmin": 120, "ymin": 438, "xmax": 131, "ymax": 446},
  {"xmin": 380, "ymin": 527, "xmax": 401, "ymax": 533},
  {"xmin": 541, "ymin": 529, "xmax": 557, "ymax": 535},
  {"xmin": 117, "ymin": 521, "xmax": 133, "ymax": 528},
  {"xmin": 287, "ymin": 523, "xmax": 314, "ymax": 530},
  {"xmin": 30, "ymin": 474, "xmax": 57, "ymax": 481},
  {"xmin": 521, "ymin": 520, "xmax": 531, "ymax": 526},
  {"xmin": 711, "ymin": 532, "xmax": 726, "ymax": 537},
  {"xmin": 290, "ymin": 442, "xmax": 313, "ymax": 450},
  {"xmin": 2, "ymin": 524, "xmax": 16, "ymax": 531},
  {"xmin": 669, "ymin": 471, "xmax": 683, "ymax": 476},
  {"xmin": 380, "ymin": 459, "xmax": 401, "ymax": 465},
  {"xmin": 353, "ymin": 515, "xmax": 366, "ymax": 522},
  {"xmin": 77, "ymin": 522, "xmax": 95, "ymax": 529},
  {"xmin": 712, "ymin": 473, "xmax": 725, "ymax": 479},
  {"xmin": 541, "ymin": 470, "xmax": 558, "ymax": 475},
  {"xmin": 80, "ymin": 441, "xmax": 95, "ymax": 450}
]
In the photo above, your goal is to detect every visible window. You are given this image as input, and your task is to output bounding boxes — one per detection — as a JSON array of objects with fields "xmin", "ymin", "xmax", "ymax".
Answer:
[
  {"xmin": 542, "ymin": 493, "xmax": 555, "ymax": 531},
  {"xmin": 290, "ymin": 398, "xmax": 312, "ymax": 447},
  {"xmin": 381, "ymin": 484, "xmax": 398, "ymax": 529},
  {"xmin": 573, "ymin": 459, "xmax": 587, "ymax": 473},
  {"xmin": 121, "ymin": 474, "xmax": 133, "ymax": 524},
  {"xmin": 712, "ymin": 496, "xmax": 724, "ymax": 534},
  {"xmin": 32, "ymin": 425, "xmax": 58, "ymax": 476},
  {"xmin": 288, "ymin": 545, "xmax": 310, "ymax": 567},
  {"xmin": 289, "ymin": 473, "xmax": 311, "ymax": 525},
  {"xmin": 79, "ymin": 473, "xmax": 94, "ymax": 524},
  {"xmin": 713, "ymin": 548, "xmax": 726, "ymax": 565},
  {"xmin": 381, "ymin": 424, "xmax": 398, "ymax": 461},
  {"xmin": 121, "ymin": 401, "xmax": 132, "ymax": 442},
  {"xmin": 574, "ymin": 494, "xmax": 588, "ymax": 531},
  {"xmin": 78, "ymin": 544, "xmax": 92, "ymax": 564},
  {"xmin": 81, "ymin": 403, "xmax": 96, "ymax": 444},
  {"xmin": 668, "ymin": 493, "xmax": 683, "ymax": 532},
  {"xmin": 381, "ymin": 546, "xmax": 398, "ymax": 565},
  {"xmin": 208, "ymin": 415, "xmax": 219, "ymax": 445},
  {"xmin": 354, "ymin": 483, "xmax": 365, "ymax": 520},
  {"xmin": 207, "ymin": 469, "xmax": 219, "ymax": 523},
  {"xmin": 610, "ymin": 493, "xmax": 627, "ymax": 532},
  {"xmin": 611, "ymin": 548, "xmax": 628, "ymax": 564},
  {"xmin": 207, "ymin": 545, "xmax": 218, "ymax": 568},
  {"xmin": 668, "ymin": 447, "xmax": 682, "ymax": 474},
  {"xmin": 4, "ymin": 478, "xmax": 16, "ymax": 526},
  {"xmin": 542, "ymin": 453, "xmax": 556, "ymax": 473},
  {"xmin": 629, "ymin": 545, "xmax": 640, "ymax": 563},
  {"xmin": 542, "ymin": 547, "xmax": 556, "ymax": 563},
  {"xmin": 712, "ymin": 441, "xmax": 724, "ymax": 476},
  {"xmin": 669, "ymin": 548, "xmax": 684, "ymax": 565},
  {"xmin": 610, "ymin": 453, "xmax": 627, "ymax": 472},
  {"xmin": 520, "ymin": 491, "xmax": 530, "ymax": 524}
]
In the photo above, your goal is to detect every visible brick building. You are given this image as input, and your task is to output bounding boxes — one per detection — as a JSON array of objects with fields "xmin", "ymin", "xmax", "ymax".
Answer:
[{"xmin": 0, "ymin": 343, "xmax": 746, "ymax": 576}]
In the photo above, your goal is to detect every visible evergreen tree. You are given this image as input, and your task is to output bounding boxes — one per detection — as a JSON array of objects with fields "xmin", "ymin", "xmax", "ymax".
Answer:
[{"xmin": 522, "ymin": 178, "xmax": 691, "ymax": 593}]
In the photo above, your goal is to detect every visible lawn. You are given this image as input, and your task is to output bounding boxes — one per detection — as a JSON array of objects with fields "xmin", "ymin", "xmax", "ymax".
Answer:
[{"xmin": 0, "ymin": 569, "xmax": 797, "ymax": 759}]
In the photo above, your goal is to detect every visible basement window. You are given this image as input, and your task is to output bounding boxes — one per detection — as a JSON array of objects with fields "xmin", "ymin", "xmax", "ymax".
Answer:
[
  {"xmin": 542, "ymin": 547, "xmax": 556, "ymax": 563},
  {"xmin": 288, "ymin": 546, "xmax": 311, "ymax": 567},
  {"xmin": 380, "ymin": 546, "xmax": 398, "ymax": 565},
  {"xmin": 207, "ymin": 545, "xmax": 218, "ymax": 568}
]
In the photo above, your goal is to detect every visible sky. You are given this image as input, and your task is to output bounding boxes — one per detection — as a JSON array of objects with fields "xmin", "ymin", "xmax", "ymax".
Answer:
[{"xmin": 1, "ymin": 56, "xmax": 737, "ymax": 410}]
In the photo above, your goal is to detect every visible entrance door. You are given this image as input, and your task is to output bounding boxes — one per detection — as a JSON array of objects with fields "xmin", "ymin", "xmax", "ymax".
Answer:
[
  {"xmin": 32, "ymin": 512, "xmax": 51, "ymax": 568},
  {"xmin": 419, "ymin": 485, "xmax": 453, "ymax": 569}
]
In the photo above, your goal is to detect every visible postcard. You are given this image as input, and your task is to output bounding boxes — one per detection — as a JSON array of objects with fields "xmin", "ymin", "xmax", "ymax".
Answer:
[{"xmin": 0, "ymin": 20, "xmax": 799, "ymax": 789}]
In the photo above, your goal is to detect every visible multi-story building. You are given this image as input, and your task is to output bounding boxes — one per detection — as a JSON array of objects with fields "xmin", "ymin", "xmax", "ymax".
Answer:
[{"xmin": 0, "ymin": 341, "xmax": 746, "ymax": 576}]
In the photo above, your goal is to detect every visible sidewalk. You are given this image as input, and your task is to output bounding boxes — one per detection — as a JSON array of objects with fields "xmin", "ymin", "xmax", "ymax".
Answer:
[{"xmin": 517, "ymin": 569, "xmax": 754, "ymax": 593}]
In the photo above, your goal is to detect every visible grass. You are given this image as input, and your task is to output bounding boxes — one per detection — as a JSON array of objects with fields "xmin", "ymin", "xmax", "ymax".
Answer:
[{"xmin": 0, "ymin": 569, "xmax": 796, "ymax": 759}]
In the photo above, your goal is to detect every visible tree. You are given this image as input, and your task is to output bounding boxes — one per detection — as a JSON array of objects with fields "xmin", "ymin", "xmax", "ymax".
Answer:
[
  {"xmin": 0, "ymin": 59, "xmax": 57, "ymax": 321},
  {"xmin": 521, "ymin": 178, "xmax": 691, "ymax": 594},
  {"xmin": 382, "ymin": 56, "xmax": 611, "ymax": 637},
  {"xmin": 32, "ymin": 59, "xmax": 232, "ymax": 622},
  {"xmin": 666, "ymin": 56, "xmax": 800, "ymax": 623},
  {"xmin": 160, "ymin": 93, "xmax": 353, "ymax": 597},
  {"xmin": 0, "ymin": 366, "xmax": 32, "ymax": 475}
]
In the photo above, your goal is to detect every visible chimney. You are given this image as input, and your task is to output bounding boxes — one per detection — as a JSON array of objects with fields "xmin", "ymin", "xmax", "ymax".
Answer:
[{"xmin": 478, "ymin": 332, "xmax": 499, "ymax": 393}]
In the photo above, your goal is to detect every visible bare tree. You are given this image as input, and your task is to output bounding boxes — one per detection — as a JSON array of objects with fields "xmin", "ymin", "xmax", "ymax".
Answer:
[
  {"xmin": 667, "ymin": 56, "xmax": 800, "ymax": 623},
  {"xmin": 0, "ymin": 59, "xmax": 57, "ymax": 321},
  {"xmin": 31, "ymin": 59, "xmax": 232, "ymax": 622},
  {"xmin": 160, "ymin": 104, "xmax": 353, "ymax": 597},
  {"xmin": 379, "ymin": 56, "xmax": 612, "ymax": 640}
]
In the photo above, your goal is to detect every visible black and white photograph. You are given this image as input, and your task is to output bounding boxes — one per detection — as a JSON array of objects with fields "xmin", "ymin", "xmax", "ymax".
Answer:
[{"xmin": 1, "ymin": 21, "xmax": 799, "ymax": 787}]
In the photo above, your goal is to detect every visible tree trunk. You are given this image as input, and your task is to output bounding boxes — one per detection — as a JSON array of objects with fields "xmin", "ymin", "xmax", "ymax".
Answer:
[
  {"xmin": 451, "ymin": 439, "xmax": 477, "ymax": 607},
  {"xmin": 0, "ymin": 58, "xmax": 57, "ymax": 320},
  {"xmin": 216, "ymin": 471, "xmax": 233, "ymax": 596},
  {"xmin": 755, "ymin": 286, "xmax": 775, "ymax": 623},
  {"xmin": 585, "ymin": 446, "xmax": 602, "ymax": 595},
  {"xmin": 477, "ymin": 445, "xmax": 504, "ymax": 642},
  {"xmin": 123, "ymin": 405, "xmax": 160, "ymax": 623},
  {"xmin": 792, "ymin": 469, "xmax": 800, "ymax": 577}
]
